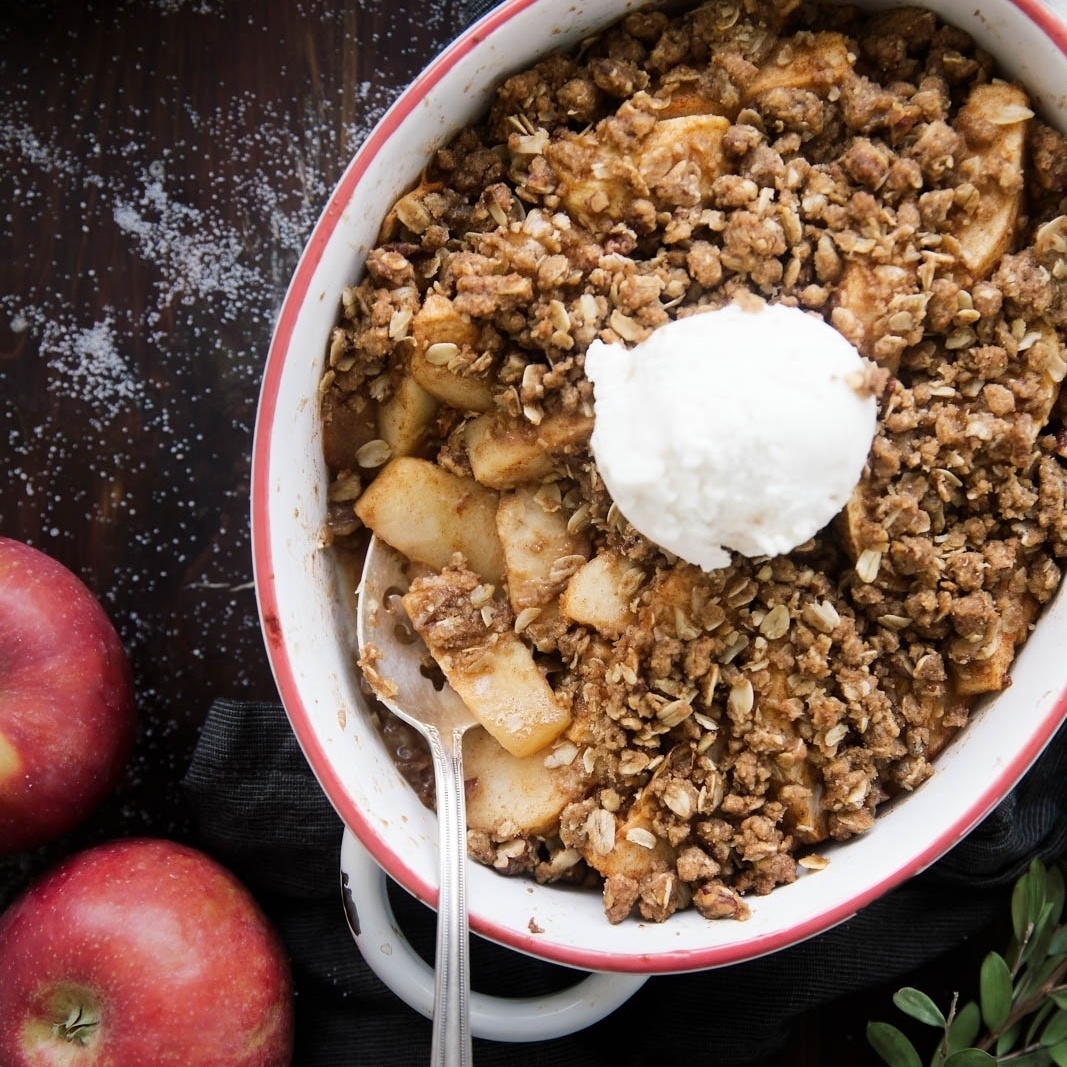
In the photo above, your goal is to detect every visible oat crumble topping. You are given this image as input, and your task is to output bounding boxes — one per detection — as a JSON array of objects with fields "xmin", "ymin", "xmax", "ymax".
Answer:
[{"xmin": 322, "ymin": 0, "xmax": 1067, "ymax": 924}]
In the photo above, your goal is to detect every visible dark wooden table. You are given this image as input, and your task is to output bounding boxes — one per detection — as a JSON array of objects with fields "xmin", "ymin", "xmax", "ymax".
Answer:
[
  {"xmin": 1, "ymin": 0, "xmax": 472, "ymax": 847},
  {"xmin": 0, "ymin": 2, "xmax": 1001, "ymax": 1063}
]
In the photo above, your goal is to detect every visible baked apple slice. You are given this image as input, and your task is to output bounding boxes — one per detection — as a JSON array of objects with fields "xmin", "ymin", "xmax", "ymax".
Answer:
[
  {"xmin": 355, "ymin": 456, "xmax": 505, "ymax": 583},
  {"xmin": 410, "ymin": 292, "xmax": 495, "ymax": 412},
  {"xmin": 402, "ymin": 566, "xmax": 572, "ymax": 758},
  {"xmin": 577, "ymin": 803, "xmax": 675, "ymax": 883},
  {"xmin": 377, "ymin": 371, "xmax": 438, "ymax": 458},
  {"xmin": 462, "ymin": 409, "xmax": 593, "ymax": 490},
  {"xmin": 559, "ymin": 550, "xmax": 644, "ymax": 638},
  {"xmin": 463, "ymin": 726, "xmax": 591, "ymax": 836},
  {"xmin": 546, "ymin": 109, "xmax": 729, "ymax": 233},
  {"xmin": 744, "ymin": 31, "xmax": 855, "ymax": 100},
  {"xmin": 953, "ymin": 81, "xmax": 1032, "ymax": 283},
  {"xmin": 496, "ymin": 486, "xmax": 591, "ymax": 613}
]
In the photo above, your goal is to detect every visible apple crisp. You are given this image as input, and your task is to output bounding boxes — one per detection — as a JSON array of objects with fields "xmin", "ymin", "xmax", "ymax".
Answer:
[{"xmin": 320, "ymin": 0, "xmax": 1067, "ymax": 923}]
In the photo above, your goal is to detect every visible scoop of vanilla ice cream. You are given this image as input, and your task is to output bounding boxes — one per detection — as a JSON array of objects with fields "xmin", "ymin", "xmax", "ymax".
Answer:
[{"xmin": 584, "ymin": 302, "xmax": 878, "ymax": 572}]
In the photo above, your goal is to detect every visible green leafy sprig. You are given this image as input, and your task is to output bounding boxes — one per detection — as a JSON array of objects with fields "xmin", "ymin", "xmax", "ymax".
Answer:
[{"xmin": 867, "ymin": 860, "xmax": 1067, "ymax": 1067}]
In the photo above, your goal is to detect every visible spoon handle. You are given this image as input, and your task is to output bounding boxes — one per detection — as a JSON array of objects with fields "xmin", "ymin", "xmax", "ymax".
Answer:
[{"xmin": 428, "ymin": 725, "xmax": 473, "ymax": 1067}]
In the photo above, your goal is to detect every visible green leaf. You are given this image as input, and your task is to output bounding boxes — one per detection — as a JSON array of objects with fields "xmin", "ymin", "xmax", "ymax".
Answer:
[
  {"xmin": 1027, "ymin": 1000, "xmax": 1057, "ymax": 1047},
  {"xmin": 1047, "ymin": 866, "xmax": 1066, "ymax": 926},
  {"xmin": 980, "ymin": 951, "xmax": 1014, "ymax": 1031},
  {"xmin": 1016, "ymin": 861, "xmax": 1052, "ymax": 959},
  {"xmin": 947, "ymin": 1000, "xmax": 982, "ymax": 1054},
  {"xmin": 1049, "ymin": 1038, "xmax": 1067, "ymax": 1067},
  {"xmin": 1020, "ymin": 955, "xmax": 1067, "ymax": 1004},
  {"xmin": 1048, "ymin": 926, "xmax": 1067, "ymax": 956},
  {"xmin": 867, "ymin": 1021, "xmax": 924, "ymax": 1067},
  {"xmin": 1032, "ymin": 861, "xmax": 1052, "ymax": 915},
  {"xmin": 1015, "ymin": 871, "xmax": 1036, "ymax": 946},
  {"xmin": 997, "ymin": 1020, "xmax": 1023, "ymax": 1057},
  {"xmin": 894, "ymin": 987, "xmax": 947, "ymax": 1028},
  {"xmin": 1052, "ymin": 991, "xmax": 1067, "ymax": 1011},
  {"xmin": 1027, "ymin": 901, "xmax": 1061, "ymax": 966},
  {"xmin": 1044, "ymin": 1011, "xmax": 1067, "ymax": 1047},
  {"xmin": 943, "ymin": 1051, "xmax": 996, "ymax": 1067},
  {"xmin": 1008, "ymin": 1052, "xmax": 1053, "ymax": 1067}
]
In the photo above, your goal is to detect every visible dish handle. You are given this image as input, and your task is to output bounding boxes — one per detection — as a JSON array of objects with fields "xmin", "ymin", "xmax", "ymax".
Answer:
[{"xmin": 339, "ymin": 828, "xmax": 647, "ymax": 1042}]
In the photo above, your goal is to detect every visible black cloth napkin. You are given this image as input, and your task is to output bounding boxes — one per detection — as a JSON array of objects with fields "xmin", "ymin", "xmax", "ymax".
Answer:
[
  {"xmin": 463, "ymin": 0, "xmax": 504, "ymax": 24},
  {"xmin": 182, "ymin": 698, "xmax": 1067, "ymax": 1067}
]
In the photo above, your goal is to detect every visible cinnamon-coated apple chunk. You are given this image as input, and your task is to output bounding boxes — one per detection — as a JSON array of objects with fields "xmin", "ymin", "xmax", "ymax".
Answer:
[
  {"xmin": 462, "ymin": 409, "xmax": 593, "ymax": 490},
  {"xmin": 354, "ymin": 456, "xmax": 505, "ymax": 583},
  {"xmin": 401, "ymin": 565, "xmax": 571, "ymax": 758},
  {"xmin": 547, "ymin": 110, "xmax": 729, "ymax": 233},
  {"xmin": 953, "ymin": 81, "xmax": 1032, "ymax": 283},
  {"xmin": 743, "ymin": 31, "xmax": 855, "ymax": 100},
  {"xmin": 409, "ymin": 292, "xmax": 495, "ymax": 412},
  {"xmin": 558, "ymin": 550, "xmax": 643, "ymax": 638},
  {"xmin": 377, "ymin": 371, "xmax": 438, "ymax": 458},
  {"xmin": 495, "ymin": 485, "xmax": 591, "ymax": 613},
  {"xmin": 463, "ymin": 726, "xmax": 591, "ymax": 836}
]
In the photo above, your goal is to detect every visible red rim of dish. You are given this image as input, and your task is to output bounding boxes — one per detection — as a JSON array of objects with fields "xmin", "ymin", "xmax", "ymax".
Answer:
[{"xmin": 252, "ymin": 0, "xmax": 1067, "ymax": 973}]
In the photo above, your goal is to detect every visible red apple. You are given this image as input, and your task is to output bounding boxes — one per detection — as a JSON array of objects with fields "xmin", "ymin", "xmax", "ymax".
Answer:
[
  {"xmin": 0, "ymin": 536, "xmax": 136, "ymax": 854},
  {"xmin": 0, "ymin": 837, "xmax": 295, "ymax": 1066}
]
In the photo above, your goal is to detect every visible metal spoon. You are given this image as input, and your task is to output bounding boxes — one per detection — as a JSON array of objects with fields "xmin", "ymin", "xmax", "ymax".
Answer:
[{"xmin": 355, "ymin": 534, "xmax": 477, "ymax": 1067}]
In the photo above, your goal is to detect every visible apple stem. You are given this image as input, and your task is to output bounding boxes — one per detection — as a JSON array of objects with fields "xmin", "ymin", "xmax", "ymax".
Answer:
[{"xmin": 54, "ymin": 1004, "xmax": 99, "ymax": 1046}]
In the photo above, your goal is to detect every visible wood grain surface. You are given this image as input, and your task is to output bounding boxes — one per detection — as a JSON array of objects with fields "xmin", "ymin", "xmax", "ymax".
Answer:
[{"xmin": 1, "ymin": 0, "xmax": 464, "ymax": 834}]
